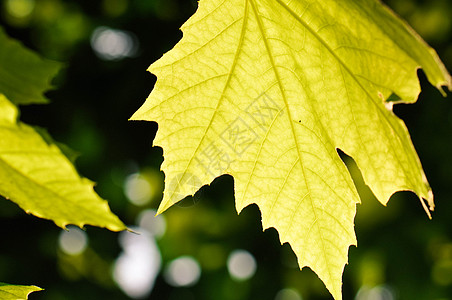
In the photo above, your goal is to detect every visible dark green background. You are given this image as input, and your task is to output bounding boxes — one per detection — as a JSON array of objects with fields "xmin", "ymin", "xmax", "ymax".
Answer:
[{"xmin": 0, "ymin": 0, "xmax": 451, "ymax": 299}]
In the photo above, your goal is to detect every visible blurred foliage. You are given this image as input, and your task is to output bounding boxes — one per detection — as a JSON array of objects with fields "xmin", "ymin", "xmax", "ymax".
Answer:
[{"xmin": 0, "ymin": 0, "xmax": 451, "ymax": 299}]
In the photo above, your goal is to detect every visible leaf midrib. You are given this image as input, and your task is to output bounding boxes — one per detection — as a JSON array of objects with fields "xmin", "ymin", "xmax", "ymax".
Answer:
[
  {"xmin": 0, "ymin": 153, "xmax": 97, "ymax": 221},
  {"xmin": 249, "ymin": 0, "xmax": 336, "ymax": 292}
]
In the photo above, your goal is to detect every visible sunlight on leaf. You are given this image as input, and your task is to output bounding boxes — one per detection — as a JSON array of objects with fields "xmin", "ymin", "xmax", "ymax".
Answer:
[
  {"xmin": 0, "ymin": 26, "xmax": 125, "ymax": 231},
  {"xmin": 0, "ymin": 94, "xmax": 125, "ymax": 230},
  {"xmin": 0, "ymin": 283, "xmax": 42, "ymax": 300},
  {"xmin": 131, "ymin": 0, "xmax": 451, "ymax": 298},
  {"xmin": 0, "ymin": 27, "xmax": 61, "ymax": 105}
]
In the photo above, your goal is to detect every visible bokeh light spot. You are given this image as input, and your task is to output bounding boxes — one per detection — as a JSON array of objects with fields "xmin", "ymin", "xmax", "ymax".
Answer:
[
  {"xmin": 355, "ymin": 285, "xmax": 395, "ymax": 300},
  {"xmin": 90, "ymin": 26, "xmax": 138, "ymax": 61},
  {"xmin": 432, "ymin": 260, "xmax": 452, "ymax": 286},
  {"xmin": 137, "ymin": 209, "xmax": 166, "ymax": 238},
  {"xmin": 6, "ymin": 0, "xmax": 35, "ymax": 18},
  {"xmin": 275, "ymin": 288, "xmax": 303, "ymax": 300},
  {"xmin": 113, "ymin": 228, "xmax": 161, "ymax": 299},
  {"xmin": 164, "ymin": 256, "xmax": 201, "ymax": 287},
  {"xmin": 227, "ymin": 249, "xmax": 257, "ymax": 281},
  {"xmin": 124, "ymin": 173, "xmax": 152, "ymax": 206},
  {"xmin": 58, "ymin": 226, "xmax": 88, "ymax": 256}
]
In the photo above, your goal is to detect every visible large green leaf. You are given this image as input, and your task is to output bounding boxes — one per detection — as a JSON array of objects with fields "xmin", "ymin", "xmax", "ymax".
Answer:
[
  {"xmin": 0, "ymin": 27, "xmax": 61, "ymax": 105},
  {"xmin": 0, "ymin": 283, "xmax": 42, "ymax": 300},
  {"xmin": 132, "ymin": 0, "xmax": 451, "ymax": 298},
  {"xmin": 0, "ymin": 94, "xmax": 125, "ymax": 230}
]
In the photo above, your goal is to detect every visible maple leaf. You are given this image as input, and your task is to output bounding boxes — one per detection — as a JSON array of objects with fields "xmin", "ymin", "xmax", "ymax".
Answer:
[
  {"xmin": 131, "ymin": 0, "xmax": 451, "ymax": 298},
  {"xmin": 0, "ymin": 283, "xmax": 42, "ymax": 300},
  {"xmin": 0, "ymin": 27, "xmax": 125, "ymax": 231},
  {"xmin": 0, "ymin": 94, "xmax": 125, "ymax": 230}
]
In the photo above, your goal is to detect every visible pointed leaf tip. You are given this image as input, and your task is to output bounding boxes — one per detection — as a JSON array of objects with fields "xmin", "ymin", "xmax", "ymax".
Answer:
[
  {"xmin": 0, "ymin": 95, "xmax": 125, "ymax": 231},
  {"xmin": 0, "ymin": 283, "xmax": 43, "ymax": 300},
  {"xmin": 133, "ymin": 0, "xmax": 450, "ymax": 298}
]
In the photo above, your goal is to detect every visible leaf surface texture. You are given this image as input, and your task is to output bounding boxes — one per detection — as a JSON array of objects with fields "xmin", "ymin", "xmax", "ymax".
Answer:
[
  {"xmin": 0, "ymin": 28, "xmax": 61, "ymax": 105},
  {"xmin": 0, "ymin": 95, "xmax": 124, "ymax": 230},
  {"xmin": 0, "ymin": 283, "xmax": 42, "ymax": 300},
  {"xmin": 0, "ymin": 27, "xmax": 125, "ymax": 231},
  {"xmin": 131, "ymin": 0, "xmax": 451, "ymax": 298}
]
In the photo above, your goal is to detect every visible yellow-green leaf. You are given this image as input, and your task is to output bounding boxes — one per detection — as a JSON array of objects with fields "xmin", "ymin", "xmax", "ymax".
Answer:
[
  {"xmin": 131, "ymin": 0, "xmax": 451, "ymax": 298},
  {"xmin": 0, "ymin": 94, "xmax": 125, "ymax": 230},
  {"xmin": 0, "ymin": 283, "xmax": 42, "ymax": 300},
  {"xmin": 0, "ymin": 27, "xmax": 61, "ymax": 105}
]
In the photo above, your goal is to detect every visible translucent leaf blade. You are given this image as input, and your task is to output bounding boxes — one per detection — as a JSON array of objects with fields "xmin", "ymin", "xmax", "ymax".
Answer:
[
  {"xmin": 0, "ymin": 94, "xmax": 125, "ymax": 231},
  {"xmin": 0, "ymin": 27, "xmax": 61, "ymax": 105},
  {"xmin": 132, "ymin": 0, "xmax": 451, "ymax": 298},
  {"xmin": 0, "ymin": 283, "xmax": 42, "ymax": 300}
]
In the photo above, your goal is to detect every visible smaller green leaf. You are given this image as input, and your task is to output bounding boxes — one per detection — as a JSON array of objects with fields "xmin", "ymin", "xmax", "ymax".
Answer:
[
  {"xmin": 33, "ymin": 126, "xmax": 80, "ymax": 164},
  {"xmin": 0, "ymin": 94, "xmax": 125, "ymax": 231},
  {"xmin": 0, "ymin": 283, "xmax": 42, "ymax": 300},
  {"xmin": 0, "ymin": 26, "xmax": 62, "ymax": 105}
]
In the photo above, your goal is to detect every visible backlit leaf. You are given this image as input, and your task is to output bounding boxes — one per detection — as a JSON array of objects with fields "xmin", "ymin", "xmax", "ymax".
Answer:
[
  {"xmin": 0, "ymin": 27, "xmax": 61, "ymax": 105},
  {"xmin": 0, "ymin": 283, "xmax": 42, "ymax": 300},
  {"xmin": 0, "ymin": 94, "xmax": 125, "ymax": 230},
  {"xmin": 131, "ymin": 0, "xmax": 451, "ymax": 298}
]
